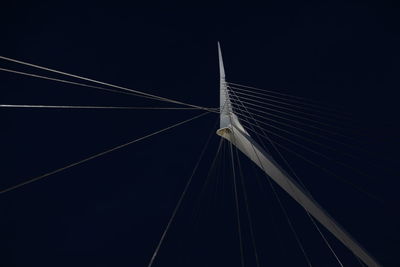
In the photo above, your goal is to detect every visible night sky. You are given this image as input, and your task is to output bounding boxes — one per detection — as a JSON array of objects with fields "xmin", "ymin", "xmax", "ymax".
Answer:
[{"xmin": 1, "ymin": 1, "xmax": 400, "ymax": 266}]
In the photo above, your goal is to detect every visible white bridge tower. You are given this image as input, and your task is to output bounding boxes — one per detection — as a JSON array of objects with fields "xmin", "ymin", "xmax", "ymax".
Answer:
[{"xmin": 216, "ymin": 43, "xmax": 381, "ymax": 267}]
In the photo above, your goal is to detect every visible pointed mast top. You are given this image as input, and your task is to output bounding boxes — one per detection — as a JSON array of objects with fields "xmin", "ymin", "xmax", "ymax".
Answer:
[
  {"xmin": 218, "ymin": 42, "xmax": 231, "ymax": 129},
  {"xmin": 218, "ymin": 42, "xmax": 225, "ymax": 79},
  {"xmin": 217, "ymin": 42, "xmax": 248, "ymax": 134}
]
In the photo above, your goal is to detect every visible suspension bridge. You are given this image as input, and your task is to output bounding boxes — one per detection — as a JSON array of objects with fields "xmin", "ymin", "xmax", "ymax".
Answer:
[{"xmin": 0, "ymin": 43, "xmax": 385, "ymax": 266}]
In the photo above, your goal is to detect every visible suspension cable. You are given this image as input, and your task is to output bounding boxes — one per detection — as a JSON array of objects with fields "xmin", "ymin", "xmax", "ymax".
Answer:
[
  {"xmin": 0, "ymin": 104, "xmax": 200, "ymax": 110},
  {"xmin": 0, "ymin": 57, "xmax": 216, "ymax": 111},
  {"xmin": 147, "ymin": 115, "xmax": 216, "ymax": 267},
  {"xmin": 0, "ymin": 112, "xmax": 210, "ymax": 195}
]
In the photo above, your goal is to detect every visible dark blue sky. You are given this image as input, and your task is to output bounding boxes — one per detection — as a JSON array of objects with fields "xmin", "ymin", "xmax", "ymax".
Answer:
[{"xmin": 1, "ymin": 1, "xmax": 399, "ymax": 266}]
